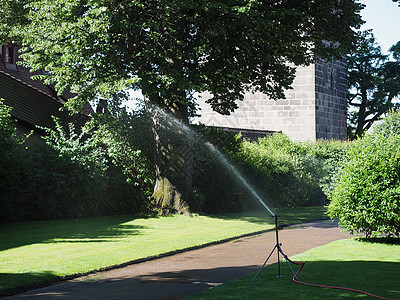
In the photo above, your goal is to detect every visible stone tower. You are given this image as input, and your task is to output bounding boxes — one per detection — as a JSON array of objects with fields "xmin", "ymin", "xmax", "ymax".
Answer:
[{"xmin": 196, "ymin": 59, "xmax": 347, "ymax": 141}]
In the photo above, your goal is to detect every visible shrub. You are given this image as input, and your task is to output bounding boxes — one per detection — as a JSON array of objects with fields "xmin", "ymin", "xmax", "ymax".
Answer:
[
  {"xmin": 29, "ymin": 119, "xmax": 111, "ymax": 218},
  {"xmin": 305, "ymin": 139, "xmax": 351, "ymax": 197},
  {"xmin": 328, "ymin": 132, "xmax": 400, "ymax": 237},
  {"xmin": 1, "ymin": 105, "xmax": 153, "ymax": 221},
  {"xmin": 0, "ymin": 99, "xmax": 17, "ymax": 140},
  {"xmin": 233, "ymin": 133, "xmax": 325, "ymax": 208},
  {"xmin": 30, "ymin": 115, "xmax": 155, "ymax": 219},
  {"xmin": 91, "ymin": 111, "xmax": 155, "ymax": 208},
  {"xmin": 189, "ymin": 131, "xmax": 350, "ymax": 212},
  {"xmin": 372, "ymin": 109, "xmax": 400, "ymax": 136},
  {"xmin": 0, "ymin": 100, "xmax": 34, "ymax": 221}
]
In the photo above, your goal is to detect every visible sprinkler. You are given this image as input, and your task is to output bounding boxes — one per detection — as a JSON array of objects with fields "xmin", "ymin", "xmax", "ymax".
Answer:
[
  {"xmin": 253, "ymin": 214, "xmax": 298, "ymax": 281},
  {"xmin": 252, "ymin": 215, "xmax": 397, "ymax": 300}
]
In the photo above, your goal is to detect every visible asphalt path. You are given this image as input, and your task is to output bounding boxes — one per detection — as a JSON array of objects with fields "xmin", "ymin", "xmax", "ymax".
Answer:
[{"xmin": 6, "ymin": 220, "xmax": 348, "ymax": 299}]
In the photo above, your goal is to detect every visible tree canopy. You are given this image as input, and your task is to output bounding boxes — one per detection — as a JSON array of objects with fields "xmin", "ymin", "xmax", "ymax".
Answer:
[
  {"xmin": 1, "ymin": 0, "xmax": 365, "ymax": 214},
  {"xmin": 347, "ymin": 30, "xmax": 400, "ymax": 139},
  {"xmin": 1, "ymin": 0, "xmax": 364, "ymax": 119}
]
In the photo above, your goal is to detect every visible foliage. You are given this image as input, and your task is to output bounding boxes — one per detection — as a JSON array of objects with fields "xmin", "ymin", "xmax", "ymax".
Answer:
[
  {"xmin": 0, "ymin": 102, "xmax": 151, "ymax": 221},
  {"xmin": 372, "ymin": 109, "xmax": 400, "ymax": 136},
  {"xmin": 0, "ymin": 0, "xmax": 28, "ymax": 41},
  {"xmin": 232, "ymin": 134, "xmax": 323, "ymax": 207},
  {"xmin": 191, "ymin": 128, "xmax": 244, "ymax": 213},
  {"xmin": 0, "ymin": 0, "xmax": 363, "ymax": 115},
  {"xmin": 228, "ymin": 134, "xmax": 351, "ymax": 208},
  {"xmin": 28, "ymin": 118, "xmax": 111, "ymax": 219},
  {"xmin": 90, "ymin": 110, "xmax": 155, "ymax": 204},
  {"xmin": 0, "ymin": 99, "xmax": 17, "ymax": 141},
  {"xmin": 189, "ymin": 130, "xmax": 350, "ymax": 211},
  {"xmin": 347, "ymin": 30, "xmax": 400, "ymax": 139},
  {"xmin": 32, "ymin": 110, "xmax": 157, "ymax": 219},
  {"xmin": 328, "ymin": 130, "xmax": 400, "ymax": 237},
  {"xmin": 1, "ymin": 96, "xmax": 349, "ymax": 219},
  {"xmin": 304, "ymin": 139, "xmax": 351, "ymax": 197},
  {"xmin": 0, "ymin": 0, "xmax": 364, "ymax": 213},
  {"xmin": 0, "ymin": 100, "xmax": 34, "ymax": 221}
]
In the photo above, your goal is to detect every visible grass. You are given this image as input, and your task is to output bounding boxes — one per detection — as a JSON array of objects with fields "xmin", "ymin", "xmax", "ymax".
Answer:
[
  {"xmin": 0, "ymin": 206, "xmax": 326, "ymax": 294},
  {"xmin": 188, "ymin": 239, "xmax": 400, "ymax": 300}
]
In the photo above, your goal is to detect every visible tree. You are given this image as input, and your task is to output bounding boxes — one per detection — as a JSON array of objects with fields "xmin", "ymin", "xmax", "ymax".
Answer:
[
  {"xmin": 0, "ymin": 0, "xmax": 363, "ymax": 213},
  {"xmin": 347, "ymin": 30, "xmax": 400, "ymax": 139}
]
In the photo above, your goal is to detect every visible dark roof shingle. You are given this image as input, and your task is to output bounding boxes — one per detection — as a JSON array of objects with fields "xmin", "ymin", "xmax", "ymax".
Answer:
[{"xmin": 0, "ymin": 44, "xmax": 94, "ymax": 128}]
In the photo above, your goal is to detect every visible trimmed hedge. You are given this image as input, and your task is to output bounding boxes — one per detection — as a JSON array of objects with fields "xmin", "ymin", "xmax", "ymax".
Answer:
[{"xmin": 232, "ymin": 134, "xmax": 322, "ymax": 208}]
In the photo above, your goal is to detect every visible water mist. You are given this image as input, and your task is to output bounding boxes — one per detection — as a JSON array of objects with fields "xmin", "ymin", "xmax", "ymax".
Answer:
[
  {"xmin": 204, "ymin": 142, "xmax": 274, "ymax": 216},
  {"xmin": 149, "ymin": 105, "xmax": 275, "ymax": 216}
]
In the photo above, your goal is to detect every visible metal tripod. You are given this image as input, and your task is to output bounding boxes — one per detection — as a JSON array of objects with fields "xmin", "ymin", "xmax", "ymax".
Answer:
[{"xmin": 253, "ymin": 214, "xmax": 297, "ymax": 281}]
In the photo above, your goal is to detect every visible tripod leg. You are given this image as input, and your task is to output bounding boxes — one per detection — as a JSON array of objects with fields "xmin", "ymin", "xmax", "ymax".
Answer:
[
  {"xmin": 274, "ymin": 214, "xmax": 281, "ymax": 278},
  {"xmin": 277, "ymin": 244, "xmax": 298, "ymax": 280},
  {"xmin": 277, "ymin": 244, "xmax": 281, "ymax": 278},
  {"xmin": 253, "ymin": 244, "xmax": 278, "ymax": 282}
]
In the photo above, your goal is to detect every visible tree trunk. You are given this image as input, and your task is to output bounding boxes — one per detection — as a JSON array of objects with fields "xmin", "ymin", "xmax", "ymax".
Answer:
[
  {"xmin": 144, "ymin": 94, "xmax": 194, "ymax": 215},
  {"xmin": 141, "ymin": 20, "xmax": 195, "ymax": 215},
  {"xmin": 354, "ymin": 87, "xmax": 368, "ymax": 139}
]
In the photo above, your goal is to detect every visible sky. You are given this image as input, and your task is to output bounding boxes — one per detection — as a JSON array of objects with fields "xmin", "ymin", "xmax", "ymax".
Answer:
[{"xmin": 360, "ymin": 0, "xmax": 400, "ymax": 53}]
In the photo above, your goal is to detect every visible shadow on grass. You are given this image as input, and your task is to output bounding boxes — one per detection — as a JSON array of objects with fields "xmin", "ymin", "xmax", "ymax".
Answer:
[
  {"xmin": 0, "ymin": 271, "xmax": 60, "ymax": 296},
  {"xmin": 292, "ymin": 260, "xmax": 400, "ymax": 299},
  {"xmin": 0, "ymin": 215, "xmax": 150, "ymax": 251},
  {"xmin": 191, "ymin": 261, "xmax": 400, "ymax": 299},
  {"xmin": 357, "ymin": 237, "xmax": 400, "ymax": 245}
]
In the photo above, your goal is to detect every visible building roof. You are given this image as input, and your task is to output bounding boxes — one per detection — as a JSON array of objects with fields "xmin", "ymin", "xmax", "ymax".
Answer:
[
  {"xmin": 0, "ymin": 44, "xmax": 94, "ymax": 128},
  {"xmin": 0, "ymin": 69, "xmax": 65, "ymax": 129}
]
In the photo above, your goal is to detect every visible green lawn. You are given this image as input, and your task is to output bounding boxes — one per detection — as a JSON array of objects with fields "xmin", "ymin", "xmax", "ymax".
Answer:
[
  {"xmin": 189, "ymin": 239, "xmax": 400, "ymax": 300},
  {"xmin": 0, "ymin": 206, "xmax": 326, "ymax": 294}
]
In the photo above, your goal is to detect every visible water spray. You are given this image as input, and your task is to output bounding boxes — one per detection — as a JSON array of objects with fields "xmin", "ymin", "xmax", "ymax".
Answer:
[
  {"xmin": 205, "ymin": 142, "xmax": 295, "ymax": 280},
  {"xmin": 148, "ymin": 105, "xmax": 275, "ymax": 216},
  {"xmin": 204, "ymin": 142, "xmax": 274, "ymax": 216},
  {"xmin": 202, "ymin": 141, "xmax": 298, "ymax": 281}
]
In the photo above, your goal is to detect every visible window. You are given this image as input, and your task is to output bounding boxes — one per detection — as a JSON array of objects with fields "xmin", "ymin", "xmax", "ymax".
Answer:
[
  {"xmin": 5, "ymin": 46, "xmax": 15, "ymax": 63},
  {"xmin": 2, "ymin": 45, "xmax": 17, "ymax": 70}
]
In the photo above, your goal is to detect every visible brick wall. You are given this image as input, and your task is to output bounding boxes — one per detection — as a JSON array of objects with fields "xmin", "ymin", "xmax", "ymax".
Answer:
[{"xmin": 197, "ymin": 60, "xmax": 347, "ymax": 141}]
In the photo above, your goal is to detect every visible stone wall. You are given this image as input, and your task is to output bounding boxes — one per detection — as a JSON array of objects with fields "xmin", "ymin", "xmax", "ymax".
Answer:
[
  {"xmin": 196, "ymin": 60, "xmax": 347, "ymax": 141},
  {"xmin": 207, "ymin": 126, "xmax": 276, "ymax": 142},
  {"xmin": 315, "ymin": 59, "xmax": 347, "ymax": 140}
]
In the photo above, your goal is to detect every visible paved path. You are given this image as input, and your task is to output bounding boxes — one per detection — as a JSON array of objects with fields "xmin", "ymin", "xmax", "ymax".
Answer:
[{"xmin": 7, "ymin": 220, "xmax": 348, "ymax": 299}]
